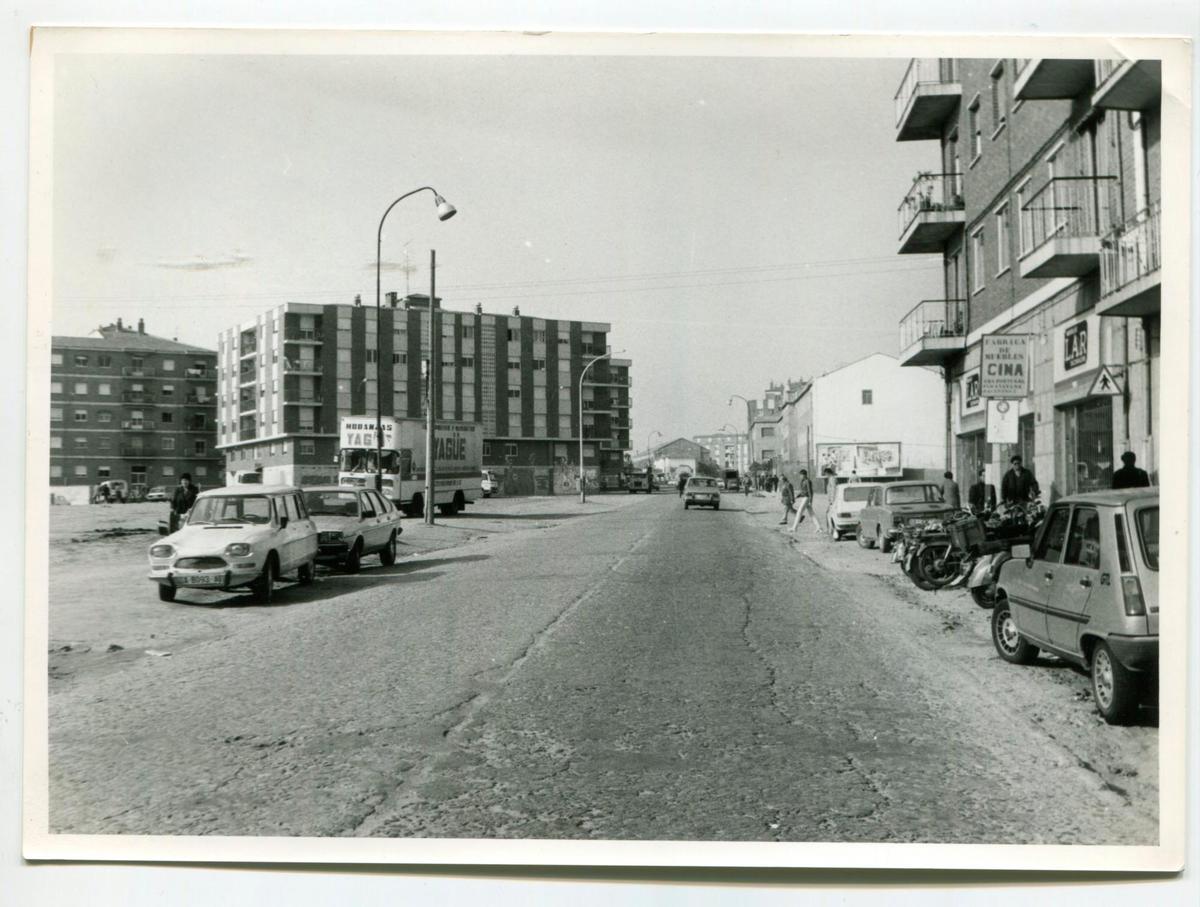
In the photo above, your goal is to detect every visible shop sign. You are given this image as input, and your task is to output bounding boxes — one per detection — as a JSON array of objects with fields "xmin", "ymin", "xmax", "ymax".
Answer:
[
  {"xmin": 980, "ymin": 333, "xmax": 1031, "ymax": 398},
  {"xmin": 1054, "ymin": 314, "xmax": 1100, "ymax": 383},
  {"xmin": 985, "ymin": 399, "xmax": 1020, "ymax": 444},
  {"xmin": 1064, "ymin": 322, "xmax": 1088, "ymax": 370},
  {"xmin": 960, "ymin": 368, "xmax": 983, "ymax": 417}
]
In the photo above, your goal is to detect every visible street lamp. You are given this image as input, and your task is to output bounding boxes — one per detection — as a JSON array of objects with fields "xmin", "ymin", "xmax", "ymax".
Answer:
[
  {"xmin": 373, "ymin": 187, "xmax": 456, "ymax": 522},
  {"xmin": 729, "ymin": 393, "xmax": 753, "ymax": 485},
  {"xmin": 646, "ymin": 429, "xmax": 662, "ymax": 461},
  {"xmin": 578, "ymin": 349, "xmax": 624, "ymax": 504}
]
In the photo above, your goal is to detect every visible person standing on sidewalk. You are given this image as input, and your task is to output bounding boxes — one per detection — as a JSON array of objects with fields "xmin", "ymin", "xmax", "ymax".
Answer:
[
  {"xmin": 677, "ymin": 472, "xmax": 688, "ymax": 498},
  {"xmin": 1111, "ymin": 451, "xmax": 1151, "ymax": 489},
  {"xmin": 169, "ymin": 472, "xmax": 198, "ymax": 534},
  {"xmin": 941, "ymin": 471, "xmax": 961, "ymax": 509},
  {"xmin": 1001, "ymin": 455, "xmax": 1040, "ymax": 505},
  {"xmin": 778, "ymin": 476, "xmax": 795, "ymax": 525},
  {"xmin": 789, "ymin": 469, "xmax": 824, "ymax": 535}
]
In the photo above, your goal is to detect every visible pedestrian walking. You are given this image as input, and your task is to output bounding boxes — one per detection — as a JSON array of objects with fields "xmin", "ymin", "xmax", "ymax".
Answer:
[
  {"xmin": 1111, "ymin": 451, "xmax": 1151, "ymax": 489},
  {"xmin": 789, "ymin": 469, "xmax": 823, "ymax": 534},
  {"xmin": 1001, "ymin": 455, "xmax": 1040, "ymax": 505},
  {"xmin": 169, "ymin": 472, "xmax": 198, "ymax": 534},
  {"xmin": 967, "ymin": 467, "xmax": 997, "ymax": 514},
  {"xmin": 941, "ymin": 471, "xmax": 961, "ymax": 509},
  {"xmin": 778, "ymin": 476, "xmax": 795, "ymax": 524},
  {"xmin": 677, "ymin": 473, "xmax": 688, "ymax": 498}
]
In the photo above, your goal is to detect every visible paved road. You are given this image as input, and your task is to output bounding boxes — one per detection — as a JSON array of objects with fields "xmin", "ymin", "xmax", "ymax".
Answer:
[{"xmin": 48, "ymin": 492, "xmax": 1158, "ymax": 843}]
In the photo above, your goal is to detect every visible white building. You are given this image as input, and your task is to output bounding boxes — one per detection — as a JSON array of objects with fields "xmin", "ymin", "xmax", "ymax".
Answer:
[{"xmin": 778, "ymin": 352, "xmax": 946, "ymax": 481}]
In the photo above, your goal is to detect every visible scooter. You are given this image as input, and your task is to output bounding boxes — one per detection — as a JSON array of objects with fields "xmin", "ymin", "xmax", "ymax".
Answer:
[{"xmin": 966, "ymin": 550, "xmax": 1007, "ymax": 608}]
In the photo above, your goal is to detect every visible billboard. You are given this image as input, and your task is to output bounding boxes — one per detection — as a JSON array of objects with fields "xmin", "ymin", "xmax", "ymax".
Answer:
[
  {"xmin": 816, "ymin": 442, "xmax": 902, "ymax": 478},
  {"xmin": 980, "ymin": 333, "xmax": 1031, "ymax": 398}
]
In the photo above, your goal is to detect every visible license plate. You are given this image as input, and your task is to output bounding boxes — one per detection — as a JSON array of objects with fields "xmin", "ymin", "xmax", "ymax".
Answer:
[{"xmin": 176, "ymin": 573, "xmax": 224, "ymax": 587}]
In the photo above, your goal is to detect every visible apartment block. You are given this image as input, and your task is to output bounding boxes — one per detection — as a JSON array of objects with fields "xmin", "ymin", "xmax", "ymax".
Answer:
[
  {"xmin": 893, "ymin": 57, "xmax": 1161, "ymax": 496},
  {"xmin": 215, "ymin": 295, "xmax": 632, "ymax": 487},
  {"xmin": 692, "ymin": 432, "xmax": 749, "ymax": 475},
  {"xmin": 50, "ymin": 319, "xmax": 223, "ymax": 498}
]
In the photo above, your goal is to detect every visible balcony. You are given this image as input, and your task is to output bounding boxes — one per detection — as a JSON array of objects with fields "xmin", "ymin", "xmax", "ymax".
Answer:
[
  {"xmin": 185, "ymin": 392, "xmax": 213, "ymax": 405},
  {"xmin": 284, "ymin": 330, "xmax": 324, "ymax": 344},
  {"xmin": 120, "ymin": 421, "xmax": 154, "ymax": 432},
  {"xmin": 898, "ymin": 299, "xmax": 967, "ymax": 367},
  {"xmin": 894, "ymin": 58, "xmax": 962, "ymax": 142},
  {"xmin": 1013, "ymin": 58, "xmax": 1094, "ymax": 100},
  {"xmin": 1092, "ymin": 59, "xmax": 1161, "ymax": 111},
  {"xmin": 1097, "ymin": 202, "xmax": 1161, "ymax": 317},
  {"xmin": 897, "ymin": 173, "xmax": 965, "ymax": 254},
  {"xmin": 283, "ymin": 358, "xmax": 322, "ymax": 374},
  {"xmin": 121, "ymin": 391, "xmax": 155, "ymax": 403},
  {"xmin": 611, "ymin": 398, "xmax": 631, "ymax": 409},
  {"xmin": 119, "ymin": 444, "xmax": 154, "ymax": 457},
  {"xmin": 239, "ymin": 369, "xmax": 256, "ymax": 386},
  {"xmin": 184, "ymin": 367, "xmax": 215, "ymax": 381},
  {"xmin": 1018, "ymin": 176, "xmax": 1117, "ymax": 278},
  {"xmin": 284, "ymin": 396, "xmax": 323, "ymax": 405},
  {"xmin": 121, "ymin": 366, "xmax": 156, "ymax": 377}
]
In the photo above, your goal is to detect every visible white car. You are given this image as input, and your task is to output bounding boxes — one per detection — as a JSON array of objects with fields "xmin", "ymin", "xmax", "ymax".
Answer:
[
  {"xmin": 825, "ymin": 481, "xmax": 875, "ymax": 540},
  {"xmin": 303, "ymin": 485, "xmax": 403, "ymax": 572},
  {"xmin": 481, "ymin": 470, "xmax": 500, "ymax": 497},
  {"xmin": 147, "ymin": 485, "xmax": 318, "ymax": 604},
  {"xmin": 683, "ymin": 476, "xmax": 721, "ymax": 510}
]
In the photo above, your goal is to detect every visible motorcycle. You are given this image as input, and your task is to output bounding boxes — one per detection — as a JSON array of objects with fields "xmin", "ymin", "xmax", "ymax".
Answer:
[
  {"xmin": 960, "ymin": 500, "xmax": 1045, "ymax": 607},
  {"xmin": 895, "ymin": 518, "xmax": 956, "ymax": 591}
]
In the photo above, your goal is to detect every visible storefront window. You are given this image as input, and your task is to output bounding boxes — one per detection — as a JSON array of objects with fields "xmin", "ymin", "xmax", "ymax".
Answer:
[
  {"xmin": 956, "ymin": 430, "xmax": 988, "ymax": 484},
  {"xmin": 1062, "ymin": 397, "xmax": 1114, "ymax": 494}
]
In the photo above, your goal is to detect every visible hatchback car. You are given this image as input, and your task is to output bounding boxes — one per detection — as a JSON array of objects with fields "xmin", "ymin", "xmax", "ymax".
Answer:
[
  {"xmin": 303, "ymin": 485, "xmax": 403, "ymax": 572},
  {"xmin": 481, "ymin": 470, "xmax": 499, "ymax": 497},
  {"xmin": 825, "ymin": 481, "xmax": 874, "ymax": 540},
  {"xmin": 991, "ymin": 489, "xmax": 1159, "ymax": 725},
  {"xmin": 683, "ymin": 476, "xmax": 721, "ymax": 510},
  {"xmin": 147, "ymin": 485, "xmax": 318, "ymax": 604},
  {"xmin": 856, "ymin": 481, "xmax": 953, "ymax": 553},
  {"xmin": 144, "ymin": 485, "xmax": 170, "ymax": 503}
]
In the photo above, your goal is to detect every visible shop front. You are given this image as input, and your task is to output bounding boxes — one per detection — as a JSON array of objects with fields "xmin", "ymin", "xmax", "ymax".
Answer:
[{"xmin": 1053, "ymin": 311, "xmax": 1123, "ymax": 496}]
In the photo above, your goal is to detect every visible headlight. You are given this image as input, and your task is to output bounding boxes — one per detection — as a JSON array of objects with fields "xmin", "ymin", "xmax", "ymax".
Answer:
[
  {"xmin": 149, "ymin": 544, "xmax": 175, "ymax": 558},
  {"xmin": 224, "ymin": 542, "xmax": 252, "ymax": 557}
]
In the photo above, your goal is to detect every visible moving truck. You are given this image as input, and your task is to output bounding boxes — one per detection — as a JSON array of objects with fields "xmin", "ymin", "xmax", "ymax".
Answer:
[{"xmin": 338, "ymin": 416, "xmax": 483, "ymax": 516}]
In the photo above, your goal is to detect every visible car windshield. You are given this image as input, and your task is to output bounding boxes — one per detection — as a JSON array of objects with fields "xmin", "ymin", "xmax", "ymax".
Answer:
[
  {"xmin": 303, "ymin": 491, "xmax": 360, "ymax": 517},
  {"xmin": 689, "ymin": 478, "xmax": 718, "ymax": 488},
  {"xmin": 885, "ymin": 484, "xmax": 942, "ymax": 505},
  {"xmin": 842, "ymin": 486, "xmax": 873, "ymax": 502},
  {"xmin": 189, "ymin": 495, "xmax": 273, "ymax": 525},
  {"xmin": 1135, "ymin": 506, "xmax": 1159, "ymax": 571}
]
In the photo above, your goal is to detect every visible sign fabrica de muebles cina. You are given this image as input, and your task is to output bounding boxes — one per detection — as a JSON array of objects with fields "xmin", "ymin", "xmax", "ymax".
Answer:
[{"xmin": 980, "ymin": 333, "xmax": 1031, "ymax": 399}]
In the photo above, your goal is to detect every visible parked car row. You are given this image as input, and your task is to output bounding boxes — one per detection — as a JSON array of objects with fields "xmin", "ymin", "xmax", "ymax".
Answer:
[{"xmin": 821, "ymin": 480, "xmax": 1160, "ymax": 726}]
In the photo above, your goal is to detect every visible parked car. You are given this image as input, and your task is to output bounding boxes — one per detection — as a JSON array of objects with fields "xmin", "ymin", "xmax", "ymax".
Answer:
[
  {"xmin": 991, "ymin": 489, "xmax": 1159, "ymax": 725},
  {"xmin": 147, "ymin": 485, "xmax": 318, "ymax": 604},
  {"xmin": 856, "ymin": 480, "xmax": 953, "ymax": 553},
  {"xmin": 683, "ymin": 475, "xmax": 721, "ymax": 510},
  {"xmin": 481, "ymin": 470, "xmax": 499, "ymax": 497},
  {"xmin": 303, "ymin": 485, "xmax": 403, "ymax": 573},
  {"xmin": 628, "ymin": 473, "xmax": 654, "ymax": 493},
  {"xmin": 144, "ymin": 485, "xmax": 170, "ymax": 503},
  {"xmin": 825, "ymin": 481, "xmax": 874, "ymax": 540}
]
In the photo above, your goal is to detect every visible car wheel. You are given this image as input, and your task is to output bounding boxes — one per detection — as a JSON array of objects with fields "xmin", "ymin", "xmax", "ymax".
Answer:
[
  {"xmin": 970, "ymin": 583, "xmax": 998, "ymax": 609},
  {"xmin": 251, "ymin": 556, "xmax": 276, "ymax": 604},
  {"xmin": 879, "ymin": 529, "xmax": 893, "ymax": 554},
  {"xmin": 684, "ymin": 502, "xmax": 690, "ymax": 510},
  {"xmin": 380, "ymin": 532, "xmax": 397, "ymax": 566},
  {"xmin": 1092, "ymin": 641, "xmax": 1141, "ymax": 725},
  {"xmin": 157, "ymin": 584, "xmax": 177, "ymax": 602},
  {"xmin": 345, "ymin": 541, "xmax": 362, "ymax": 574},
  {"xmin": 991, "ymin": 594, "xmax": 1038, "ymax": 665},
  {"xmin": 713, "ymin": 502, "xmax": 720, "ymax": 510},
  {"xmin": 298, "ymin": 559, "xmax": 315, "ymax": 585},
  {"xmin": 857, "ymin": 526, "xmax": 874, "ymax": 549}
]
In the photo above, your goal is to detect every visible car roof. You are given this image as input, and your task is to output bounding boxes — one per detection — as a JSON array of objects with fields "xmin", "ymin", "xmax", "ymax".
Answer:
[
  {"xmin": 882, "ymin": 480, "xmax": 939, "ymax": 488},
  {"xmin": 198, "ymin": 484, "xmax": 301, "ymax": 497},
  {"xmin": 838, "ymin": 482, "xmax": 874, "ymax": 490},
  {"xmin": 302, "ymin": 485, "xmax": 365, "ymax": 493},
  {"xmin": 1051, "ymin": 489, "xmax": 1159, "ymax": 507}
]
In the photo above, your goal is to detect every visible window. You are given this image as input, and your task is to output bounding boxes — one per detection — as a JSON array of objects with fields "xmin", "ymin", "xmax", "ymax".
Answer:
[
  {"xmin": 74, "ymin": 465, "xmax": 87, "ymax": 477},
  {"xmin": 1136, "ymin": 506, "xmax": 1159, "ymax": 571},
  {"xmin": 862, "ymin": 390, "xmax": 873, "ymax": 405},
  {"xmin": 97, "ymin": 438, "xmax": 111, "ymax": 452},
  {"xmin": 558, "ymin": 337, "xmax": 570, "ymax": 346},
  {"xmin": 51, "ymin": 352, "xmax": 62, "ymax": 366},
  {"xmin": 359, "ymin": 494, "xmax": 376, "ymax": 518},
  {"xmin": 968, "ymin": 96, "xmax": 982, "ymax": 161},
  {"xmin": 74, "ymin": 437, "xmax": 87, "ymax": 448},
  {"xmin": 50, "ymin": 436, "xmax": 62, "ymax": 449},
  {"xmin": 73, "ymin": 410, "xmax": 87, "ymax": 422},
  {"xmin": 507, "ymin": 359, "xmax": 521, "ymax": 370},
  {"xmin": 194, "ymin": 440, "xmax": 207, "ymax": 455},
  {"xmin": 533, "ymin": 330, "xmax": 547, "ymax": 343},
  {"xmin": 162, "ymin": 465, "xmax": 175, "ymax": 478},
  {"xmin": 161, "ymin": 384, "xmax": 174, "ymax": 397},
  {"xmin": 97, "ymin": 466, "xmax": 111, "ymax": 479},
  {"xmin": 161, "ymin": 437, "xmax": 176, "ymax": 451},
  {"xmin": 195, "ymin": 465, "xmax": 208, "ymax": 477},
  {"xmin": 392, "ymin": 352, "xmax": 407, "ymax": 365},
  {"xmin": 50, "ymin": 381, "xmax": 62, "ymax": 395},
  {"xmin": 532, "ymin": 359, "xmax": 546, "ymax": 371},
  {"xmin": 1034, "ymin": 507, "xmax": 1071, "ymax": 563},
  {"xmin": 506, "ymin": 328, "xmax": 518, "ymax": 342},
  {"xmin": 971, "ymin": 227, "xmax": 986, "ymax": 293},
  {"xmin": 50, "ymin": 465, "xmax": 62, "ymax": 478},
  {"xmin": 459, "ymin": 356, "xmax": 475, "ymax": 368},
  {"xmin": 460, "ymin": 325, "xmax": 475, "ymax": 340},
  {"xmin": 483, "ymin": 441, "xmax": 491, "ymax": 457},
  {"xmin": 73, "ymin": 382, "xmax": 88, "ymax": 395},
  {"xmin": 98, "ymin": 382, "xmax": 112, "ymax": 396},
  {"xmin": 760, "ymin": 427, "xmax": 775, "ymax": 438},
  {"xmin": 73, "ymin": 354, "xmax": 88, "ymax": 367},
  {"xmin": 505, "ymin": 442, "xmax": 518, "ymax": 457},
  {"xmin": 366, "ymin": 349, "xmax": 378, "ymax": 364},
  {"xmin": 994, "ymin": 203, "xmax": 1011, "ymax": 274},
  {"xmin": 989, "ymin": 62, "xmax": 1006, "ymax": 134},
  {"xmin": 162, "ymin": 359, "xmax": 175, "ymax": 372},
  {"xmin": 300, "ymin": 440, "xmax": 315, "ymax": 456},
  {"xmin": 1064, "ymin": 507, "xmax": 1102, "ymax": 570},
  {"xmin": 97, "ymin": 411, "xmax": 112, "ymax": 423},
  {"xmin": 507, "ymin": 388, "xmax": 521, "ymax": 399},
  {"xmin": 1015, "ymin": 178, "xmax": 1032, "ymax": 256},
  {"xmin": 161, "ymin": 411, "xmax": 173, "ymax": 424}
]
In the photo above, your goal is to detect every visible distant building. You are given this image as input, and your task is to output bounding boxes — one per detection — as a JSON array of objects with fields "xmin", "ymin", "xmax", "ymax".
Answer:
[
  {"xmin": 631, "ymin": 437, "xmax": 717, "ymax": 481},
  {"xmin": 742, "ymin": 378, "xmax": 806, "ymax": 476},
  {"xmin": 692, "ymin": 431, "xmax": 749, "ymax": 474},
  {"xmin": 215, "ymin": 295, "xmax": 631, "ymax": 490},
  {"xmin": 50, "ymin": 319, "xmax": 222, "ymax": 499}
]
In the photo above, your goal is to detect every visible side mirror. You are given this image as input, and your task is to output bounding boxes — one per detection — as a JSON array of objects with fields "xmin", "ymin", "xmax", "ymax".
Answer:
[
  {"xmin": 279, "ymin": 516, "xmax": 289, "ymax": 529},
  {"xmin": 1010, "ymin": 543, "xmax": 1031, "ymax": 563}
]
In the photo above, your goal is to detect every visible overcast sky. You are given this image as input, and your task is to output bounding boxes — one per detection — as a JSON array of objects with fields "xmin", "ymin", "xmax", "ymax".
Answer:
[{"xmin": 52, "ymin": 51, "xmax": 941, "ymax": 446}]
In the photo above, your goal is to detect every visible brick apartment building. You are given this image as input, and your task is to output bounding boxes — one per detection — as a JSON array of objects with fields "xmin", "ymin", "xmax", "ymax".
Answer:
[
  {"xmin": 50, "ymin": 319, "xmax": 223, "ymax": 499},
  {"xmin": 893, "ymin": 57, "xmax": 1160, "ymax": 495},
  {"xmin": 692, "ymin": 431, "xmax": 749, "ymax": 475},
  {"xmin": 215, "ymin": 295, "xmax": 632, "ymax": 489}
]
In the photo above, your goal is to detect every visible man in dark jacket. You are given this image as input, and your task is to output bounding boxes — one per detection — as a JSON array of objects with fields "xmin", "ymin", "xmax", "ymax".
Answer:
[
  {"xmin": 170, "ymin": 473, "xmax": 198, "ymax": 533},
  {"xmin": 967, "ymin": 467, "xmax": 997, "ymax": 513},
  {"xmin": 1001, "ymin": 456, "xmax": 1040, "ymax": 505},
  {"xmin": 941, "ymin": 471, "xmax": 961, "ymax": 509},
  {"xmin": 778, "ymin": 477, "xmax": 795, "ymax": 525},
  {"xmin": 1111, "ymin": 451, "xmax": 1151, "ymax": 489}
]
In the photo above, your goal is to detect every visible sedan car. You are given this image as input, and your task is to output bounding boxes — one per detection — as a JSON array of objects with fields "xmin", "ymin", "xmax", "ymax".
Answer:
[
  {"xmin": 144, "ymin": 485, "xmax": 170, "ymax": 502},
  {"xmin": 683, "ymin": 476, "xmax": 721, "ymax": 510},
  {"xmin": 825, "ymin": 481, "xmax": 874, "ymax": 540},
  {"xmin": 302, "ymin": 485, "xmax": 403, "ymax": 572},
  {"xmin": 147, "ymin": 485, "xmax": 318, "ymax": 604},
  {"xmin": 991, "ymin": 489, "xmax": 1158, "ymax": 725},
  {"xmin": 856, "ymin": 481, "xmax": 953, "ymax": 553}
]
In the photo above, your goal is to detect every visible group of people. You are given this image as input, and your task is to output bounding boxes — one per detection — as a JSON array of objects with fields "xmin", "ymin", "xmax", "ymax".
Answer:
[{"xmin": 776, "ymin": 469, "xmax": 824, "ymax": 536}]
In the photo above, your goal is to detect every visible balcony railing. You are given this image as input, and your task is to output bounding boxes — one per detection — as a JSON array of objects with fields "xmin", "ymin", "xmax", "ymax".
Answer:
[
  {"xmin": 185, "ymin": 392, "xmax": 213, "ymax": 404},
  {"xmin": 898, "ymin": 299, "xmax": 967, "ymax": 366},
  {"xmin": 898, "ymin": 172, "xmax": 964, "ymax": 237},
  {"xmin": 1098, "ymin": 202, "xmax": 1161, "ymax": 317},
  {"xmin": 121, "ymin": 391, "xmax": 154, "ymax": 403},
  {"xmin": 119, "ymin": 444, "xmax": 154, "ymax": 457},
  {"xmin": 284, "ymin": 330, "xmax": 324, "ymax": 343},
  {"xmin": 120, "ymin": 421, "xmax": 154, "ymax": 432},
  {"xmin": 285, "ymin": 395, "xmax": 323, "ymax": 405},
  {"xmin": 283, "ymin": 359, "xmax": 322, "ymax": 373},
  {"xmin": 894, "ymin": 58, "xmax": 962, "ymax": 141},
  {"xmin": 184, "ymin": 367, "xmax": 215, "ymax": 380},
  {"xmin": 1018, "ymin": 175, "xmax": 1117, "ymax": 276},
  {"xmin": 121, "ymin": 366, "xmax": 156, "ymax": 377}
]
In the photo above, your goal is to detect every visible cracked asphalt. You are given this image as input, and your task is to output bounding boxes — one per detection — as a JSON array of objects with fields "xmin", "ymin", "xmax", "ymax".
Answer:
[{"xmin": 47, "ymin": 492, "xmax": 1158, "ymax": 843}]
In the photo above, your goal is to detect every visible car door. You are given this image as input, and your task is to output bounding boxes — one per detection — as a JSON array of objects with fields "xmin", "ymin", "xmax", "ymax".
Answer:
[
  {"xmin": 860, "ymin": 488, "xmax": 879, "ymax": 540},
  {"xmin": 1006, "ymin": 504, "xmax": 1071, "ymax": 646},
  {"xmin": 368, "ymin": 491, "xmax": 390, "ymax": 549},
  {"xmin": 279, "ymin": 494, "xmax": 304, "ymax": 573},
  {"xmin": 357, "ymin": 490, "xmax": 379, "ymax": 551},
  {"xmin": 292, "ymin": 492, "xmax": 318, "ymax": 563},
  {"xmin": 1048, "ymin": 505, "xmax": 1102, "ymax": 654}
]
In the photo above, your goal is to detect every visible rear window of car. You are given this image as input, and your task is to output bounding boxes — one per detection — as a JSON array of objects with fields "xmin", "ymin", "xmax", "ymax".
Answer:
[
  {"xmin": 1135, "ymin": 506, "xmax": 1159, "ymax": 571},
  {"xmin": 689, "ymin": 478, "xmax": 718, "ymax": 488},
  {"xmin": 303, "ymin": 491, "xmax": 360, "ymax": 517},
  {"xmin": 191, "ymin": 495, "xmax": 272, "ymax": 525},
  {"xmin": 842, "ymin": 486, "xmax": 872, "ymax": 502},
  {"xmin": 885, "ymin": 484, "xmax": 940, "ymax": 505}
]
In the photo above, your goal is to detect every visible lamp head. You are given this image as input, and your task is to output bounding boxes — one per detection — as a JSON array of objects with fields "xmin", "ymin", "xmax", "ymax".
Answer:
[{"xmin": 434, "ymin": 194, "xmax": 457, "ymax": 221}]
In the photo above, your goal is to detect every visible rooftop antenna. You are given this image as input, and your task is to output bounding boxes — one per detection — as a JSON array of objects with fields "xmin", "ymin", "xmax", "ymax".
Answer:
[{"xmin": 400, "ymin": 241, "xmax": 417, "ymax": 295}]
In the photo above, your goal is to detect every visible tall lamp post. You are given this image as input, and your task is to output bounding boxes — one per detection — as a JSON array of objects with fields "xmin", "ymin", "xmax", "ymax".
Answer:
[
  {"xmin": 373, "ymin": 186, "xmax": 456, "ymax": 516},
  {"xmin": 578, "ymin": 349, "xmax": 623, "ymax": 504},
  {"xmin": 645, "ymin": 430, "xmax": 662, "ymax": 482},
  {"xmin": 728, "ymin": 393, "xmax": 752, "ymax": 485}
]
